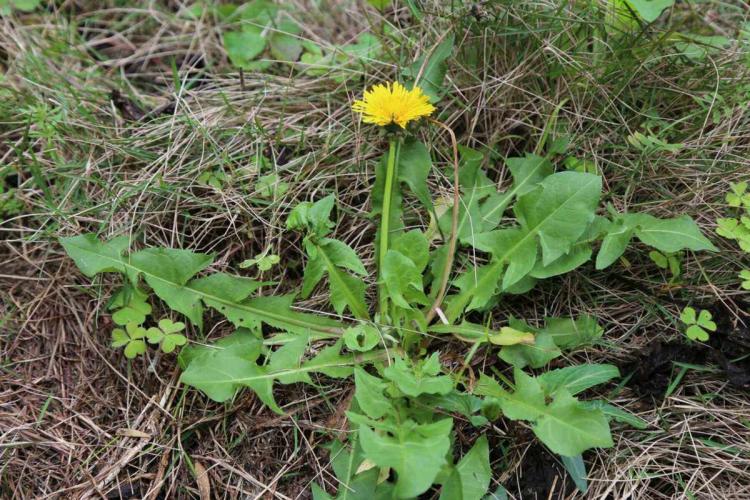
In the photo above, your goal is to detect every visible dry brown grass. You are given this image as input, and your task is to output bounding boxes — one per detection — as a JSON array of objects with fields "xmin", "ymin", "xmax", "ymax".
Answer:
[{"xmin": 1, "ymin": 0, "xmax": 749, "ymax": 498}]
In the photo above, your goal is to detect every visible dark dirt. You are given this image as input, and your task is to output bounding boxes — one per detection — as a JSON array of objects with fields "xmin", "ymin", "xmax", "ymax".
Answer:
[
  {"xmin": 505, "ymin": 443, "xmax": 575, "ymax": 500},
  {"xmin": 625, "ymin": 301, "xmax": 750, "ymax": 397}
]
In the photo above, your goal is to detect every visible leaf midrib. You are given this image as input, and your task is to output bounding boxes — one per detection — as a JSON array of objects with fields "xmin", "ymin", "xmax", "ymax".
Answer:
[{"xmin": 69, "ymin": 240, "xmax": 345, "ymax": 335}]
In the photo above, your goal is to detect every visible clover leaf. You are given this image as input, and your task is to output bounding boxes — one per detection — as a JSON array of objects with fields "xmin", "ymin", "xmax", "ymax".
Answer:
[
  {"xmin": 147, "ymin": 319, "xmax": 188, "ymax": 353},
  {"xmin": 111, "ymin": 322, "xmax": 148, "ymax": 359},
  {"xmin": 726, "ymin": 181, "xmax": 750, "ymax": 208},
  {"xmin": 239, "ymin": 252, "xmax": 280, "ymax": 271},
  {"xmin": 680, "ymin": 306, "xmax": 716, "ymax": 342},
  {"xmin": 110, "ymin": 286, "xmax": 152, "ymax": 326},
  {"xmin": 740, "ymin": 270, "xmax": 750, "ymax": 290}
]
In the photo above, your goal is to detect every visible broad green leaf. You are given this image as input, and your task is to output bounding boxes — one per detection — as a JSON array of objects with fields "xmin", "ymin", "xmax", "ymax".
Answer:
[
  {"xmin": 325, "ymin": 262, "xmax": 369, "ymax": 319},
  {"xmin": 320, "ymin": 238, "xmax": 367, "ymax": 276},
  {"xmin": 625, "ymin": 0, "xmax": 674, "ymax": 22},
  {"xmin": 479, "ymin": 154, "xmax": 553, "ymax": 227},
  {"xmin": 444, "ymin": 260, "xmax": 503, "ymax": 321},
  {"xmin": 496, "ymin": 370, "xmax": 613, "ymax": 456},
  {"xmin": 354, "ymin": 367, "xmax": 392, "ymax": 419},
  {"xmin": 129, "ymin": 247, "xmax": 214, "ymax": 328},
  {"xmin": 499, "ymin": 369, "xmax": 546, "ymax": 421},
  {"xmin": 532, "ymin": 390, "xmax": 613, "ymax": 456},
  {"xmin": 403, "ymin": 34, "xmax": 455, "ymax": 102},
  {"xmin": 59, "ymin": 234, "xmax": 130, "ymax": 277},
  {"xmin": 269, "ymin": 21, "xmax": 303, "ymax": 62},
  {"xmin": 473, "ymin": 229, "xmax": 537, "ymax": 290},
  {"xmin": 224, "ymin": 30, "xmax": 267, "ymax": 68},
  {"xmin": 538, "ymin": 364, "xmax": 620, "ymax": 396},
  {"xmin": 561, "ymin": 455, "xmax": 588, "ymax": 494},
  {"xmin": 543, "ymin": 315, "xmax": 603, "ymax": 350},
  {"xmin": 302, "ymin": 254, "xmax": 326, "ymax": 297},
  {"xmin": 397, "ymin": 139, "xmax": 433, "ymax": 211},
  {"xmin": 624, "ymin": 213, "xmax": 717, "ymax": 253},
  {"xmin": 384, "ymin": 354, "xmax": 453, "ymax": 397},
  {"xmin": 392, "ymin": 230, "xmax": 429, "ymax": 272},
  {"xmin": 530, "ymin": 244, "xmax": 592, "ymax": 278},
  {"xmin": 499, "ymin": 319, "xmax": 561, "ymax": 369},
  {"xmin": 429, "ymin": 321, "xmax": 534, "ymax": 346},
  {"xmin": 267, "ymin": 333, "xmax": 309, "ymax": 384},
  {"xmin": 514, "ymin": 172, "xmax": 602, "ymax": 266},
  {"xmin": 441, "ymin": 148, "xmax": 497, "ymax": 246},
  {"xmin": 305, "ymin": 341, "xmax": 353, "ymax": 379},
  {"xmin": 358, "ymin": 418, "xmax": 453, "ymax": 498},
  {"xmin": 595, "ymin": 219, "xmax": 634, "ymax": 269},
  {"xmin": 440, "ymin": 436, "xmax": 491, "ymax": 500},
  {"xmin": 181, "ymin": 331, "xmax": 375, "ymax": 412},
  {"xmin": 580, "ymin": 400, "xmax": 648, "ymax": 429},
  {"xmin": 382, "ymin": 250, "xmax": 428, "ymax": 309}
]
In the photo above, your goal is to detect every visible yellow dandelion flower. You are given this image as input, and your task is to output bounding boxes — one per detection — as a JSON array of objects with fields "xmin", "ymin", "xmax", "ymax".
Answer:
[{"xmin": 352, "ymin": 81, "xmax": 435, "ymax": 129}]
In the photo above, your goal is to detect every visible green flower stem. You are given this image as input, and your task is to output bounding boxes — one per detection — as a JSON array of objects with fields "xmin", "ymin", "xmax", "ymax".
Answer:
[{"xmin": 378, "ymin": 138, "xmax": 398, "ymax": 314}]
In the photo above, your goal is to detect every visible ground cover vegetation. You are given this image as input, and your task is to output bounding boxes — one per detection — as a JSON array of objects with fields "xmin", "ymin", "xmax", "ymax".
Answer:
[{"xmin": 1, "ymin": 0, "xmax": 749, "ymax": 498}]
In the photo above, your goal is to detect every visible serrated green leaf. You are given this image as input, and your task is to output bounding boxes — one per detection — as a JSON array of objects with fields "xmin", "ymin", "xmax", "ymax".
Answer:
[
  {"xmin": 530, "ymin": 243, "xmax": 592, "ymax": 279},
  {"xmin": 625, "ymin": 0, "xmax": 674, "ymax": 22},
  {"xmin": 392, "ymin": 230, "xmax": 429, "ymax": 272},
  {"xmin": 543, "ymin": 315, "xmax": 603, "ymax": 350},
  {"xmin": 354, "ymin": 367, "xmax": 392, "ymax": 419},
  {"xmin": 473, "ymin": 228, "xmax": 537, "ymax": 290},
  {"xmin": 224, "ymin": 30, "xmax": 267, "ymax": 68},
  {"xmin": 382, "ymin": 250, "xmax": 428, "ymax": 309},
  {"xmin": 429, "ymin": 321, "xmax": 534, "ymax": 346},
  {"xmin": 384, "ymin": 354, "xmax": 453, "ymax": 397},
  {"xmin": 479, "ymin": 154, "xmax": 554, "ymax": 227},
  {"xmin": 444, "ymin": 260, "xmax": 503, "ymax": 321},
  {"xmin": 397, "ymin": 139, "xmax": 434, "ymax": 212},
  {"xmin": 499, "ymin": 319, "xmax": 561, "ymax": 369},
  {"xmin": 358, "ymin": 418, "xmax": 453, "ymax": 498},
  {"xmin": 581, "ymin": 400, "xmax": 648, "ymax": 429},
  {"xmin": 514, "ymin": 171, "xmax": 602, "ymax": 266},
  {"xmin": 403, "ymin": 34, "xmax": 454, "ymax": 103},
  {"xmin": 538, "ymin": 364, "xmax": 620, "ymax": 396},
  {"xmin": 59, "ymin": 234, "xmax": 130, "ymax": 277},
  {"xmin": 269, "ymin": 21, "xmax": 302, "ymax": 62},
  {"xmin": 624, "ymin": 214, "xmax": 717, "ymax": 253},
  {"xmin": 532, "ymin": 390, "xmax": 613, "ymax": 456},
  {"xmin": 320, "ymin": 238, "xmax": 367, "ymax": 276},
  {"xmin": 327, "ymin": 264, "xmax": 369, "ymax": 319},
  {"xmin": 440, "ymin": 435, "xmax": 491, "ymax": 500}
]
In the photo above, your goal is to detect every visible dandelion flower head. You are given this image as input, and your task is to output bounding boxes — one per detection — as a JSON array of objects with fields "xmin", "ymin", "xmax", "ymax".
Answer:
[{"xmin": 352, "ymin": 81, "xmax": 435, "ymax": 129}]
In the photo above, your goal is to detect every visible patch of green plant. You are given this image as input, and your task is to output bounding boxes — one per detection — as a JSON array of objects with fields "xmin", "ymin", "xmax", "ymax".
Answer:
[
  {"xmin": 60, "ymin": 42, "xmax": 717, "ymax": 499},
  {"xmin": 716, "ymin": 182, "xmax": 750, "ymax": 291},
  {"xmin": 680, "ymin": 307, "xmax": 717, "ymax": 342},
  {"xmin": 0, "ymin": 0, "xmax": 41, "ymax": 15}
]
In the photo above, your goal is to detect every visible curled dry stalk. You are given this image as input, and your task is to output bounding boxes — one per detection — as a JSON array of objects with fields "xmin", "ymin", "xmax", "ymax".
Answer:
[{"xmin": 424, "ymin": 117, "xmax": 459, "ymax": 325}]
